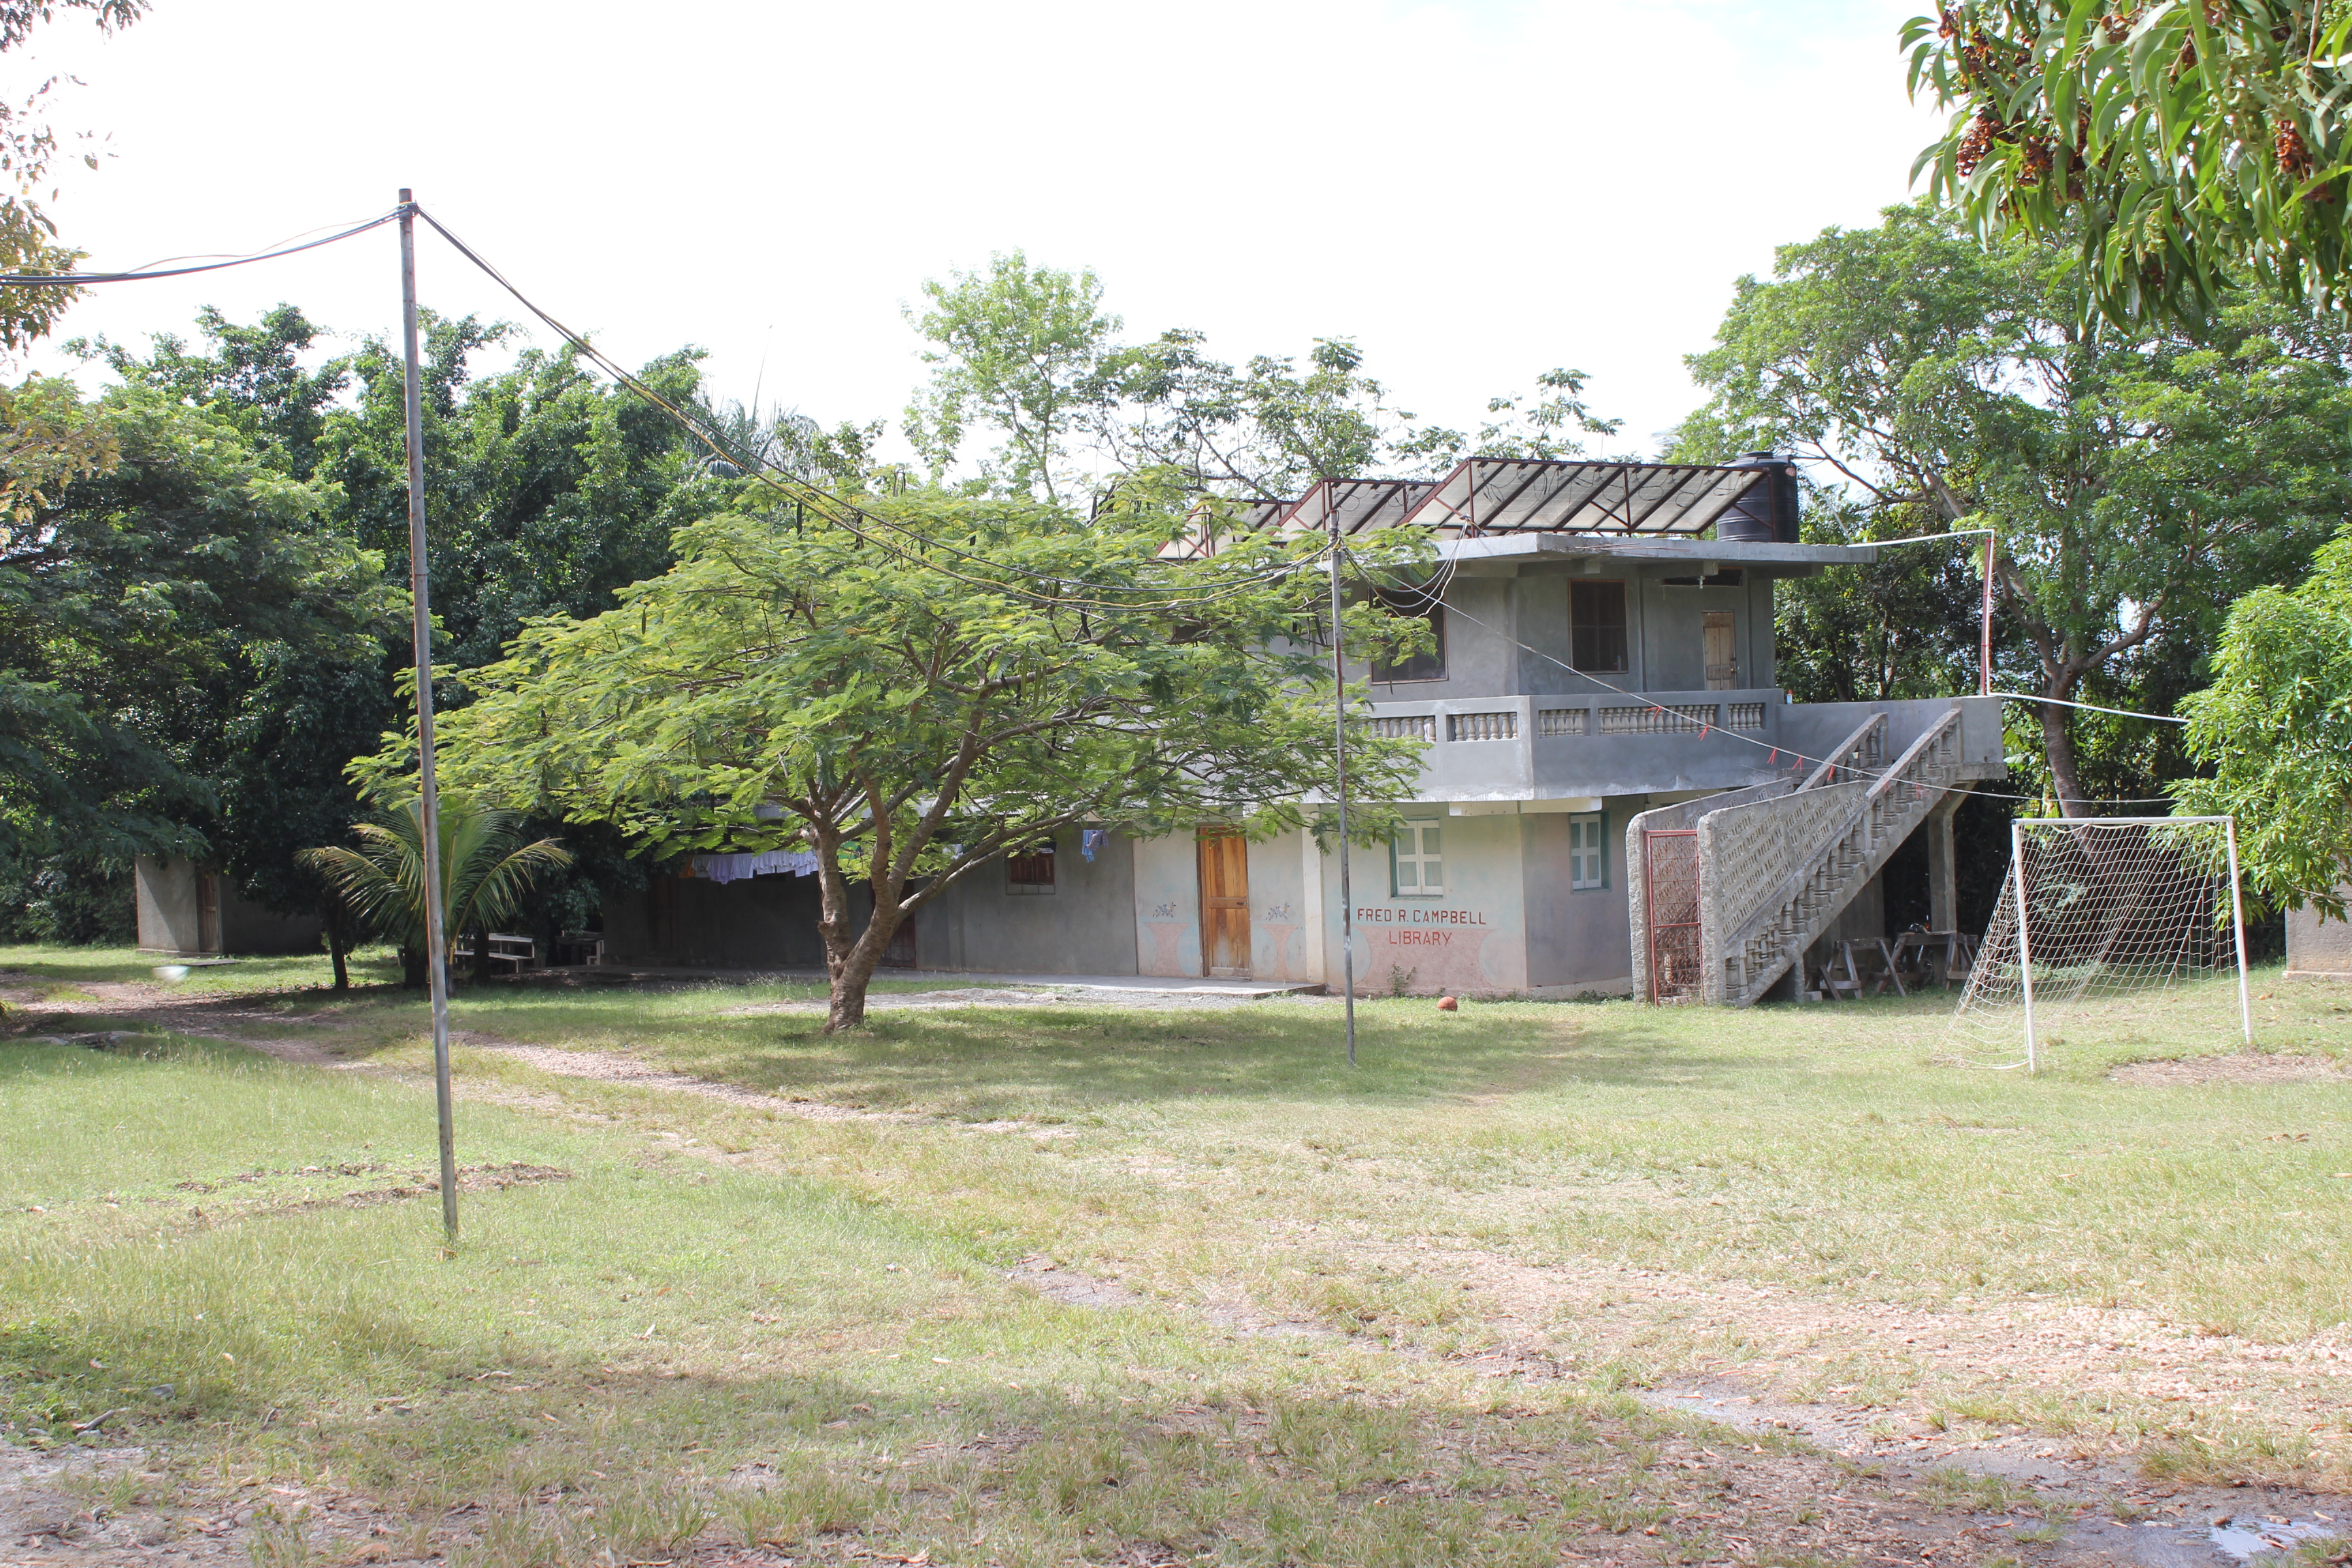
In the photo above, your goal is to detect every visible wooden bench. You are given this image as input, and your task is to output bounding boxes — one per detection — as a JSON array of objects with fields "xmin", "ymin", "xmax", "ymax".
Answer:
[
  {"xmin": 1892, "ymin": 929, "xmax": 1979, "ymax": 990},
  {"xmin": 1816, "ymin": 938, "xmax": 1906, "ymax": 1000},
  {"xmin": 454, "ymin": 933, "xmax": 538, "ymax": 975}
]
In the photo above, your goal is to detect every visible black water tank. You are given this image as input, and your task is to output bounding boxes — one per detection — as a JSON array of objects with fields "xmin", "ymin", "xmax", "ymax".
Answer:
[{"xmin": 1716, "ymin": 451, "xmax": 1800, "ymax": 543}]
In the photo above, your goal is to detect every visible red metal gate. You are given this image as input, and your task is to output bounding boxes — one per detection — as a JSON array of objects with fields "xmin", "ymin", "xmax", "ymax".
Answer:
[{"xmin": 1644, "ymin": 830, "xmax": 1701, "ymax": 1003}]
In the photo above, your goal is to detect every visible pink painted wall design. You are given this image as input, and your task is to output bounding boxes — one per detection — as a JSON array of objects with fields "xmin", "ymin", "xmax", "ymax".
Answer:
[
  {"xmin": 1313, "ymin": 813, "xmax": 1530, "ymax": 994},
  {"xmin": 1132, "ymin": 833, "xmax": 1200, "ymax": 978}
]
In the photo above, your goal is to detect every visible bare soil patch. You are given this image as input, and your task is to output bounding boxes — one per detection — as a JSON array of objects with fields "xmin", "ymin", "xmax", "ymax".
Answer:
[{"xmin": 2110, "ymin": 1051, "xmax": 2351, "ymax": 1086}]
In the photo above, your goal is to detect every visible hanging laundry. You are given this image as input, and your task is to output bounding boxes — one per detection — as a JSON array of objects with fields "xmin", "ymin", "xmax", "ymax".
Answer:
[
  {"xmin": 1081, "ymin": 829, "xmax": 1109, "ymax": 862},
  {"xmin": 690, "ymin": 849, "xmax": 823, "ymax": 883}
]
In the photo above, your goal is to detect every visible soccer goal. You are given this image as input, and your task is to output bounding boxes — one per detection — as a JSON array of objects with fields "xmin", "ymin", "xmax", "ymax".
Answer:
[{"xmin": 1945, "ymin": 816, "xmax": 2251, "ymax": 1072}]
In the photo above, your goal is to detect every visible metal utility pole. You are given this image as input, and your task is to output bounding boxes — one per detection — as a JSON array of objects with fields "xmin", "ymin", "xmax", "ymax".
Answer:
[
  {"xmin": 399, "ymin": 189, "xmax": 459, "ymax": 1243},
  {"xmin": 1325, "ymin": 490, "xmax": 1356, "ymax": 1066},
  {"xmin": 1980, "ymin": 533, "xmax": 1995, "ymax": 698},
  {"xmin": 2010, "ymin": 818, "xmax": 2037, "ymax": 1076}
]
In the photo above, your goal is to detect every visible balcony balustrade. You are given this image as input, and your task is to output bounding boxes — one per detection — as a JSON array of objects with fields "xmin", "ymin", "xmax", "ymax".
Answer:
[{"xmin": 1349, "ymin": 691, "xmax": 2001, "ymax": 804}]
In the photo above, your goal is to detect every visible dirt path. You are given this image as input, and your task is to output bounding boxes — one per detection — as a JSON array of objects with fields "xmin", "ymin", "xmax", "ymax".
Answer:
[{"xmin": 10, "ymin": 972, "xmax": 2351, "ymax": 1566}]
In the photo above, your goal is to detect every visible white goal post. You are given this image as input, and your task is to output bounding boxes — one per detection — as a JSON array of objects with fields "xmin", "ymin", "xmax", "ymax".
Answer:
[{"xmin": 1946, "ymin": 816, "xmax": 2251, "ymax": 1073}]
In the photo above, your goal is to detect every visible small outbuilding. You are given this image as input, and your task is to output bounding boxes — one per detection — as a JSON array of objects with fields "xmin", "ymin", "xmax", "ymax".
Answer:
[
  {"xmin": 134, "ymin": 855, "xmax": 322, "ymax": 957},
  {"xmin": 2287, "ymin": 890, "xmax": 2352, "ymax": 982}
]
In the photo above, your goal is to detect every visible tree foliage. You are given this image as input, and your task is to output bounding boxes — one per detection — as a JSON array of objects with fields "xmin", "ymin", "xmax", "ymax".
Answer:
[
  {"xmin": 301, "ymin": 794, "xmax": 572, "ymax": 985},
  {"xmin": 2174, "ymin": 527, "xmax": 2352, "ymax": 915},
  {"xmin": 25, "ymin": 305, "xmax": 715, "ymax": 948},
  {"xmin": 1680, "ymin": 202, "xmax": 2352, "ymax": 812},
  {"xmin": 0, "ymin": 0, "xmax": 146, "ymax": 350},
  {"xmin": 1905, "ymin": 0, "xmax": 2352, "ymax": 327},
  {"xmin": 0, "ymin": 380, "xmax": 391, "ymax": 878},
  {"xmin": 906, "ymin": 251, "xmax": 1623, "ymax": 504},
  {"xmin": 404, "ymin": 489, "xmax": 1433, "ymax": 1030}
]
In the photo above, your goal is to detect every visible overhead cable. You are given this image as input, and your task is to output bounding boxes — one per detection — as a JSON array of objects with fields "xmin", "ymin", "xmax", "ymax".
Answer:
[
  {"xmin": 0, "ymin": 211, "xmax": 401, "ymax": 287},
  {"xmin": 1431, "ymin": 591, "xmax": 2183, "ymax": 806},
  {"xmin": 409, "ymin": 203, "xmax": 1325, "ymax": 615}
]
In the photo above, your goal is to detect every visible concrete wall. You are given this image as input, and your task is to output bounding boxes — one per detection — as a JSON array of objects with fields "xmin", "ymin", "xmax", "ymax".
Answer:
[
  {"xmin": 1363, "ymin": 576, "xmax": 1515, "ymax": 701},
  {"xmin": 915, "ymin": 830, "xmax": 1138, "ymax": 976},
  {"xmin": 1640, "ymin": 578, "xmax": 1748, "ymax": 691},
  {"xmin": 604, "ymin": 830, "xmax": 1141, "ymax": 975},
  {"xmin": 1518, "ymin": 799, "xmax": 1638, "ymax": 994},
  {"xmin": 136, "ymin": 856, "xmax": 202, "ymax": 954},
  {"xmin": 135, "ymin": 855, "xmax": 321, "ymax": 956},
  {"xmin": 1311, "ymin": 811, "xmax": 1531, "ymax": 995},
  {"xmin": 1134, "ymin": 834, "xmax": 1201, "ymax": 978},
  {"xmin": 2287, "ymin": 891, "xmax": 2352, "ymax": 981},
  {"xmin": 1247, "ymin": 831, "xmax": 1318, "ymax": 983}
]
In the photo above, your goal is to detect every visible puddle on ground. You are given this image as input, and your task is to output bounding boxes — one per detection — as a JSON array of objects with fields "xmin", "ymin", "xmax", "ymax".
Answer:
[{"xmin": 2208, "ymin": 1514, "xmax": 2340, "ymax": 1560}]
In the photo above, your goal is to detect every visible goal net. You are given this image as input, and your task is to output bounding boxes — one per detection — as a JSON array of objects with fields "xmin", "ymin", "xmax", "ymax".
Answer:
[{"xmin": 1944, "ymin": 817, "xmax": 2251, "ymax": 1071}]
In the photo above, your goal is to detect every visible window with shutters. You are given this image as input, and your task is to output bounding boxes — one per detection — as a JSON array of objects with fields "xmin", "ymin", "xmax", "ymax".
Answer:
[
  {"xmin": 1007, "ymin": 841, "xmax": 1056, "ymax": 894},
  {"xmin": 1568, "ymin": 813, "xmax": 1607, "ymax": 890},
  {"xmin": 1569, "ymin": 581, "xmax": 1628, "ymax": 672},
  {"xmin": 1390, "ymin": 819, "xmax": 1444, "ymax": 897}
]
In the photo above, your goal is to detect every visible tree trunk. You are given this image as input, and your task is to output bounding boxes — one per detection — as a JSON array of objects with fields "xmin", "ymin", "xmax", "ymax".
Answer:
[
  {"xmin": 823, "ymin": 894, "xmax": 911, "ymax": 1032},
  {"xmin": 400, "ymin": 946, "xmax": 426, "ymax": 989},
  {"xmin": 827, "ymin": 965, "xmax": 873, "ymax": 1032},
  {"xmin": 328, "ymin": 928, "xmax": 349, "ymax": 992},
  {"xmin": 2038, "ymin": 691, "xmax": 2091, "ymax": 819}
]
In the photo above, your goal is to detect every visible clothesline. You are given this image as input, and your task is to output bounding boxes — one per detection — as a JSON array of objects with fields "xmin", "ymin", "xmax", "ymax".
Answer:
[{"xmin": 684, "ymin": 849, "xmax": 820, "ymax": 884}]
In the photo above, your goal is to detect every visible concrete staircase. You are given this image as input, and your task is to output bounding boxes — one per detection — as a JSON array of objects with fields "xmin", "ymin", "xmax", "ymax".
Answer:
[{"xmin": 1695, "ymin": 706, "xmax": 1969, "ymax": 1006}]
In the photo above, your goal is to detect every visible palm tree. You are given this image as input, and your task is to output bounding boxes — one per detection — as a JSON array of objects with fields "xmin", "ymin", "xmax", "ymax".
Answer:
[{"xmin": 301, "ymin": 795, "xmax": 572, "ymax": 987}]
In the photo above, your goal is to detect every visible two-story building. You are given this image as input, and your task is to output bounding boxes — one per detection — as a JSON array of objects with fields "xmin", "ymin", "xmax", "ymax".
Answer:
[{"xmin": 602, "ymin": 454, "xmax": 2007, "ymax": 1002}]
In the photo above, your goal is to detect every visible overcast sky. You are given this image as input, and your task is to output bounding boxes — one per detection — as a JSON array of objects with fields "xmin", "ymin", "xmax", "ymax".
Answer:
[{"xmin": 19, "ymin": 0, "xmax": 1946, "ymax": 463}]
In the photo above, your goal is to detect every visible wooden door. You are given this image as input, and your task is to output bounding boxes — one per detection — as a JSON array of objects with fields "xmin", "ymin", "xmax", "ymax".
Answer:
[
  {"xmin": 1703, "ymin": 610, "xmax": 1737, "ymax": 690},
  {"xmin": 1196, "ymin": 828, "xmax": 1251, "ymax": 977},
  {"xmin": 196, "ymin": 870, "xmax": 221, "ymax": 955}
]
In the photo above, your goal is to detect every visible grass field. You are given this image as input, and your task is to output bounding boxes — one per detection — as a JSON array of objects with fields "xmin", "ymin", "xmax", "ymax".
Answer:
[{"xmin": 3, "ymin": 946, "xmax": 2349, "ymax": 1565}]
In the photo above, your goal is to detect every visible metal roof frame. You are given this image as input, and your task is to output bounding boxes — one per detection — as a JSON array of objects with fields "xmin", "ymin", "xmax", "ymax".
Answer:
[
  {"xmin": 1274, "ymin": 477, "xmax": 1441, "ymax": 536},
  {"xmin": 1160, "ymin": 456, "xmax": 1774, "ymax": 557},
  {"xmin": 1398, "ymin": 457, "xmax": 1769, "ymax": 537}
]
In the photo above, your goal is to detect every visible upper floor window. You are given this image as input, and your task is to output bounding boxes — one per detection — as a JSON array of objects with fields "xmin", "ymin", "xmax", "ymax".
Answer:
[
  {"xmin": 1371, "ymin": 591, "xmax": 1446, "ymax": 683},
  {"xmin": 1570, "ymin": 581, "xmax": 1628, "ymax": 673},
  {"xmin": 1007, "ymin": 841, "xmax": 1056, "ymax": 894},
  {"xmin": 1390, "ymin": 819, "xmax": 1444, "ymax": 897},
  {"xmin": 1568, "ymin": 813, "xmax": 1607, "ymax": 890}
]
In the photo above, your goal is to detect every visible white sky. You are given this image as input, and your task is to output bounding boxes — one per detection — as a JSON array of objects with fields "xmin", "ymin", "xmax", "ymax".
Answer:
[{"xmin": 18, "ymin": 0, "xmax": 1946, "ymax": 461}]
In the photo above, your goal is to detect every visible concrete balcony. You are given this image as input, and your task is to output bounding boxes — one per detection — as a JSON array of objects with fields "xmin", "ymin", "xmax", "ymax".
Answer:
[{"xmin": 1358, "ymin": 691, "xmax": 2006, "ymax": 803}]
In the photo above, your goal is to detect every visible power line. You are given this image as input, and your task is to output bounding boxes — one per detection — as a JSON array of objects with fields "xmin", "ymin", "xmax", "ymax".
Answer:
[
  {"xmin": 0, "ymin": 211, "xmax": 400, "ymax": 286},
  {"xmin": 408, "ymin": 204, "xmax": 1329, "ymax": 616},
  {"xmin": 1433, "ymin": 593, "xmax": 2184, "ymax": 806}
]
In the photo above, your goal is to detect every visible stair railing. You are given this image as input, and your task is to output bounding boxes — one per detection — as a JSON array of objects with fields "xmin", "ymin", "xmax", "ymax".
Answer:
[{"xmin": 1699, "ymin": 706, "xmax": 1966, "ymax": 1004}]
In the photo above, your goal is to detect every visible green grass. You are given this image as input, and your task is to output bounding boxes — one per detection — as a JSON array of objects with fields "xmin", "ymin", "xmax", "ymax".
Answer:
[
  {"xmin": 0, "ymin": 1032, "xmax": 1769, "ymax": 1567},
  {"xmin": 3, "ymin": 943, "xmax": 2350, "ymax": 1560},
  {"xmin": 0, "ymin": 942, "xmax": 404, "ymax": 994},
  {"xmin": 290, "ymin": 967, "xmax": 2352, "ymax": 1343}
]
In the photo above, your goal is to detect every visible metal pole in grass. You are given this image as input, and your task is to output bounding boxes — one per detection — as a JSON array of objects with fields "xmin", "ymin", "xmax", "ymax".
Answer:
[
  {"xmin": 2011, "ymin": 817, "xmax": 2038, "ymax": 1075},
  {"xmin": 1325, "ymin": 487, "xmax": 1356, "ymax": 1067},
  {"xmin": 399, "ymin": 189, "xmax": 459, "ymax": 1243},
  {"xmin": 2225, "ymin": 816, "xmax": 2253, "ymax": 1047}
]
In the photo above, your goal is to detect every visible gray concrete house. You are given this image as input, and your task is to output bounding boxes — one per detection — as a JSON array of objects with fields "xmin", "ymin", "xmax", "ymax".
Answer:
[
  {"xmin": 135, "ymin": 855, "xmax": 323, "ymax": 957},
  {"xmin": 603, "ymin": 455, "xmax": 2007, "ymax": 1002}
]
